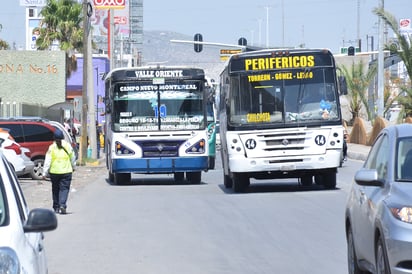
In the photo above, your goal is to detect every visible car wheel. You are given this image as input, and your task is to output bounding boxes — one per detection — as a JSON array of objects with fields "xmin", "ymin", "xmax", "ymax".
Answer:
[
  {"xmin": 376, "ymin": 236, "xmax": 390, "ymax": 274},
  {"xmin": 31, "ymin": 159, "xmax": 44, "ymax": 180},
  {"xmin": 347, "ymin": 226, "xmax": 367, "ymax": 274}
]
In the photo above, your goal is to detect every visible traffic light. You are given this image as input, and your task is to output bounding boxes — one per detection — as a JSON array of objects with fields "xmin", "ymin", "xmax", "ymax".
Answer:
[
  {"xmin": 238, "ymin": 37, "xmax": 247, "ymax": 46},
  {"xmin": 348, "ymin": 46, "xmax": 355, "ymax": 56},
  {"xmin": 194, "ymin": 33, "xmax": 203, "ymax": 53}
]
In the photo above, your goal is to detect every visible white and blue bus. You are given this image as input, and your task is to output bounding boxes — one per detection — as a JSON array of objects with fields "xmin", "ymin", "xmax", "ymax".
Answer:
[
  {"xmin": 219, "ymin": 49, "xmax": 345, "ymax": 192},
  {"xmin": 104, "ymin": 66, "xmax": 209, "ymax": 185}
]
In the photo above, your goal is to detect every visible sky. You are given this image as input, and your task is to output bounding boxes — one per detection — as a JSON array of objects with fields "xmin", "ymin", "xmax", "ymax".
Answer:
[
  {"xmin": 144, "ymin": 0, "xmax": 412, "ymax": 53},
  {"xmin": 2, "ymin": 0, "xmax": 412, "ymax": 53}
]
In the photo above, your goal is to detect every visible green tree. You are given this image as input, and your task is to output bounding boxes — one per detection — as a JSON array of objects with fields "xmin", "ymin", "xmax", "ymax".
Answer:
[
  {"xmin": 339, "ymin": 60, "xmax": 377, "ymax": 124},
  {"xmin": 374, "ymin": 7, "xmax": 412, "ymax": 117},
  {"xmin": 0, "ymin": 23, "xmax": 10, "ymax": 50},
  {"xmin": 36, "ymin": 0, "xmax": 83, "ymax": 77}
]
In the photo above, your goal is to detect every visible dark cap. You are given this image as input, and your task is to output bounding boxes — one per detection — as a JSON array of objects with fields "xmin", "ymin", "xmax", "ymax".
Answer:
[{"xmin": 54, "ymin": 129, "xmax": 64, "ymax": 140}]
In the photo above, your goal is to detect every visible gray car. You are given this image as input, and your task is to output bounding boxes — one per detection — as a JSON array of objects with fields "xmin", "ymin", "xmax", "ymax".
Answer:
[{"xmin": 345, "ymin": 123, "xmax": 412, "ymax": 274}]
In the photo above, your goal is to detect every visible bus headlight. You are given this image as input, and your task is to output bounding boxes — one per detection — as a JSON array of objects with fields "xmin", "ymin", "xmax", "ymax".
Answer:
[
  {"xmin": 115, "ymin": 141, "xmax": 135, "ymax": 155},
  {"xmin": 185, "ymin": 139, "xmax": 206, "ymax": 154}
]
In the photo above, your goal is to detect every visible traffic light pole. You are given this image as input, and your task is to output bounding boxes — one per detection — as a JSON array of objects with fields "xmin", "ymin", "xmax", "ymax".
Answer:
[{"xmin": 376, "ymin": 0, "xmax": 385, "ymax": 117}]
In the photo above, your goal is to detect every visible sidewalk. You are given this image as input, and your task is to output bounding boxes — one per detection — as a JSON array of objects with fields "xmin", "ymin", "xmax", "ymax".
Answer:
[
  {"xmin": 347, "ymin": 143, "xmax": 370, "ymax": 161},
  {"xmin": 20, "ymin": 157, "xmax": 106, "ymax": 210}
]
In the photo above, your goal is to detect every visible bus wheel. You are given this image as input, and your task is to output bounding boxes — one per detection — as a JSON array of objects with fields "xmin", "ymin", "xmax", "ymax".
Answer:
[
  {"xmin": 108, "ymin": 171, "xmax": 114, "ymax": 182},
  {"xmin": 314, "ymin": 173, "xmax": 336, "ymax": 189},
  {"xmin": 314, "ymin": 175, "xmax": 324, "ymax": 185},
  {"xmin": 322, "ymin": 172, "xmax": 336, "ymax": 189},
  {"xmin": 174, "ymin": 172, "xmax": 184, "ymax": 182},
  {"xmin": 223, "ymin": 175, "xmax": 233, "ymax": 188},
  {"xmin": 300, "ymin": 175, "xmax": 313, "ymax": 186},
  {"xmin": 232, "ymin": 173, "xmax": 249, "ymax": 193},
  {"xmin": 114, "ymin": 173, "xmax": 131, "ymax": 185},
  {"xmin": 186, "ymin": 172, "xmax": 201, "ymax": 184}
]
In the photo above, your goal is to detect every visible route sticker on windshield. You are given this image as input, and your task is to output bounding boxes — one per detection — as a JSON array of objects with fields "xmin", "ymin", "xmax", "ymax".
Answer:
[
  {"xmin": 314, "ymin": 135, "xmax": 326, "ymax": 146},
  {"xmin": 245, "ymin": 139, "xmax": 257, "ymax": 149}
]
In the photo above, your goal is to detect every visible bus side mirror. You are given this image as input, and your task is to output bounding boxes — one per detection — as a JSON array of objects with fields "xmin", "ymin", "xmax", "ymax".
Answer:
[
  {"xmin": 104, "ymin": 97, "xmax": 111, "ymax": 113},
  {"xmin": 338, "ymin": 76, "xmax": 348, "ymax": 95}
]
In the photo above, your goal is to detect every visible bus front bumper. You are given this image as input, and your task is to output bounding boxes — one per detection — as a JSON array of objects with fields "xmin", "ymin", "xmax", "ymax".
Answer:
[
  {"xmin": 111, "ymin": 156, "xmax": 209, "ymax": 173},
  {"xmin": 229, "ymin": 150, "xmax": 341, "ymax": 173}
]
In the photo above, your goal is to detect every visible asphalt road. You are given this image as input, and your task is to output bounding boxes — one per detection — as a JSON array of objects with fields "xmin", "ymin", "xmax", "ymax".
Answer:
[{"xmin": 18, "ymin": 150, "xmax": 366, "ymax": 274}]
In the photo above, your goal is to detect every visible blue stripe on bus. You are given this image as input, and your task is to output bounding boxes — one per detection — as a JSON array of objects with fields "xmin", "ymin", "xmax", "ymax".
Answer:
[{"xmin": 112, "ymin": 156, "xmax": 208, "ymax": 173}]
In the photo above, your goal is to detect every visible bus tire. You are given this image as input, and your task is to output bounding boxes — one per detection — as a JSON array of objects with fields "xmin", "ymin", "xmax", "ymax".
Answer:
[
  {"xmin": 314, "ymin": 173, "xmax": 336, "ymax": 189},
  {"xmin": 232, "ymin": 173, "xmax": 249, "ymax": 193},
  {"xmin": 108, "ymin": 171, "xmax": 114, "ymax": 182},
  {"xmin": 186, "ymin": 172, "xmax": 201, "ymax": 184},
  {"xmin": 114, "ymin": 173, "xmax": 131, "ymax": 185},
  {"xmin": 174, "ymin": 172, "xmax": 184, "ymax": 182},
  {"xmin": 223, "ymin": 175, "xmax": 233, "ymax": 188},
  {"xmin": 323, "ymin": 172, "xmax": 336, "ymax": 189},
  {"xmin": 314, "ymin": 175, "xmax": 324, "ymax": 185},
  {"xmin": 300, "ymin": 175, "xmax": 313, "ymax": 186}
]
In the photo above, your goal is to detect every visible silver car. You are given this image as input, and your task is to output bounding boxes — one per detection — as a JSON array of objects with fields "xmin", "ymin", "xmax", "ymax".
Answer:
[{"xmin": 345, "ymin": 124, "xmax": 412, "ymax": 274}]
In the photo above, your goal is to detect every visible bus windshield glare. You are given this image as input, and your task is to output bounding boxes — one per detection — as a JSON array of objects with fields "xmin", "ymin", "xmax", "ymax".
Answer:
[
  {"xmin": 112, "ymin": 80, "xmax": 205, "ymax": 132},
  {"xmin": 229, "ymin": 67, "xmax": 340, "ymax": 126}
]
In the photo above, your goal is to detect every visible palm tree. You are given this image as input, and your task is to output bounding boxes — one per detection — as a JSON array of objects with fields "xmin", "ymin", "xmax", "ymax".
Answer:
[
  {"xmin": 374, "ymin": 7, "xmax": 412, "ymax": 117},
  {"xmin": 339, "ymin": 60, "xmax": 377, "ymax": 124},
  {"xmin": 36, "ymin": 0, "xmax": 83, "ymax": 77},
  {"xmin": 0, "ymin": 23, "xmax": 10, "ymax": 50}
]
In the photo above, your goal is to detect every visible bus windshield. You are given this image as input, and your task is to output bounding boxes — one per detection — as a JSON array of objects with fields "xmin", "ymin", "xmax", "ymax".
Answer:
[
  {"xmin": 112, "ymin": 80, "xmax": 205, "ymax": 132},
  {"xmin": 229, "ymin": 67, "xmax": 340, "ymax": 126}
]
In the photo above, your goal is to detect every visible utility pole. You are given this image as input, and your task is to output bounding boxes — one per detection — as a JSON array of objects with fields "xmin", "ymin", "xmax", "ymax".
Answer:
[
  {"xmin": 80, "ymin": 0, "xmax": 97, "ymax": 163},
  {"xmin": 109, "ymin": 9, "xmax": 115, "ymax": 70}
]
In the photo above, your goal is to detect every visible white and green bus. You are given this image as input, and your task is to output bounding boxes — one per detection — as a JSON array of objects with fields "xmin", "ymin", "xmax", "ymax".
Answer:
[{"xmin": 219, "ymin": 49, "xmax": 344, "ymax": 192}]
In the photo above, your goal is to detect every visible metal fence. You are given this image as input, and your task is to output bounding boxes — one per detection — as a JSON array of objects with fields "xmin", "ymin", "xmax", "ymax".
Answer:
[{"xmin": 0, "ymin": 101, "xmax": 65, "ymax": 123}]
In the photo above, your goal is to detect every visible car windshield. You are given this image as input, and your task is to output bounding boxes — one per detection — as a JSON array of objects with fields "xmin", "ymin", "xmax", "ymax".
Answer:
[{"xmin": 397, "ymin": 137, "xmax": 412, "ymax": 181}]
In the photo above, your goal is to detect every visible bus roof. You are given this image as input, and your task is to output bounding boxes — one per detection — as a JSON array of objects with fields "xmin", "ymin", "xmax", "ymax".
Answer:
[
  {"xmin": 229, "ymin": 48, "xmax": 333, "ymax": 58},
  {"xmin": 224, "ymin": 48, "xmax": 335, "ymax": 74},
  {"xmin": 105, "ymin": 66, "xmax": 205, "ymax": 82}
]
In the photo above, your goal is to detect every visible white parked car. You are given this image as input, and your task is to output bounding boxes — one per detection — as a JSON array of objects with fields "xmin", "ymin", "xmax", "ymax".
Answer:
[
  {"xmin": 0, "ymin": 131, "xmax": 35, "ymax": 177},
  {"xmin": 0, "ymin": 150, "xmax": 57, "ymax": 274}
]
